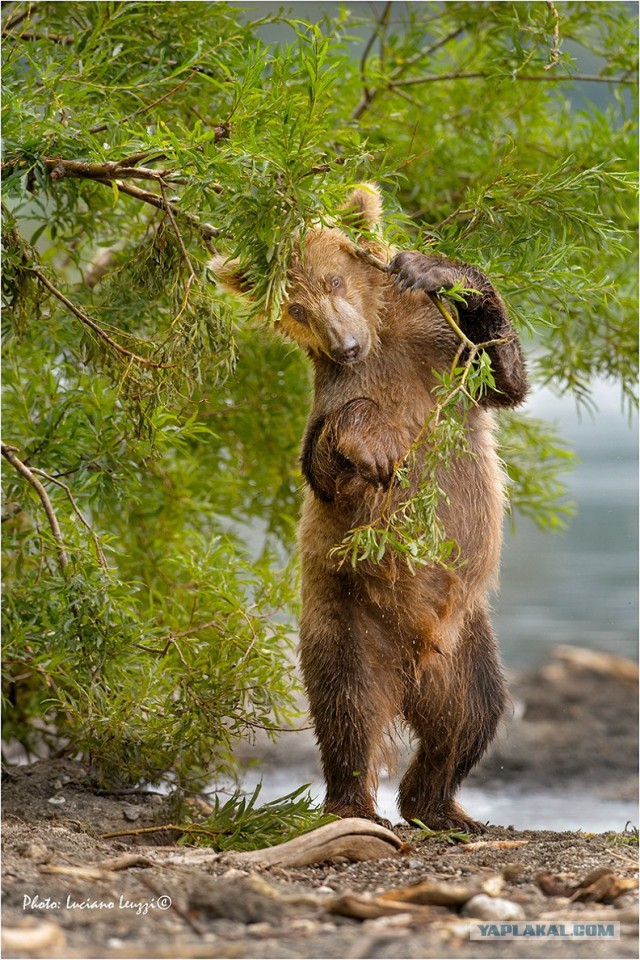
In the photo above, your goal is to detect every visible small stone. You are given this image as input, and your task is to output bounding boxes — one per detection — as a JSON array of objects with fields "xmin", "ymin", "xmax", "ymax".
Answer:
[
  {"xmin": 407, "ymin": 859, "xmax": 423, "ymax": 869},
  {"xmin": 288, "ymin": 918, "xmax": 319, "ymax": 933},
  {"xmin": 316, "ymin": 885, "xmax": 334, "ymax": 895},
  {"xmin": 121, "ymin": 803, "xmax": 140, "ymax": 822},
  {"xmin": 220, "ymin": 868, "xmax": 247, "ymax": 880},
  {"xmin": 503, "ymin": 862, "xmax": 525, "ymax": 880},
  {"xmin": 47, "ymin": 796, "xmax": 66, "ymax": 806},
  {"xmin": 461, "ymin": 894, "xmax": 526, "ymax": 921},
  {"xmin": 246, "ymin": 922, "xmax": 274, "ymax": 936}
]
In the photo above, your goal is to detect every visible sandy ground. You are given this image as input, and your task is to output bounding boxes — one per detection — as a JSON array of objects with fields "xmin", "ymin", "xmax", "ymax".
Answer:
[{"xmin": 2, "ymin": 648, "xmax": 638, "ymax": 959}]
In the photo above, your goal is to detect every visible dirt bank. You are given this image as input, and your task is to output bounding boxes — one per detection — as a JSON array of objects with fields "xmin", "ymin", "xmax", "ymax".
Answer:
[
  {"xmin": 2, "ymin": 759, "xmax": 638, "ymax": 959},
  {"xmin": 2, "ymin": 648, "xmax": 638, "ymax": 958}
]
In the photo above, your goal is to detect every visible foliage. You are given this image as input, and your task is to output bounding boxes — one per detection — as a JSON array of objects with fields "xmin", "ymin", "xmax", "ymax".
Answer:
[
  {"xmin": 1, "ymin": 1, "xmax": 637, "ymax": 797},
  {"xmin": 411, "ymin": 818, "xmax": 472, "ymax": 845},
  {"xmin": 178, "ymin": 783, "xmax": 336, "ymax": 851}
]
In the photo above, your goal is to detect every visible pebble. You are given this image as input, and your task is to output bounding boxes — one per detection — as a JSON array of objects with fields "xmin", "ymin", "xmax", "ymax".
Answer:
[
  {"xmin": 461, "ymin": 894, "xmax": 526, "ymax": 921},
  {"xmin": 121, "ymin": 804, "xmax": 140, "ymax": 822},
  {"xmin": 288, "ymin": 918, "xmax": 320, "ymax": 933},
  {"xmin": 47, "ymin": 796, "xmax": 66, "ymax": 806},
  {"xmin": 316, "ymin": 885, "xmax": 334, "ymax": 895},
  {"xmin": 246, "ymin": 922, "xmax": 274, "ymax": 937}
]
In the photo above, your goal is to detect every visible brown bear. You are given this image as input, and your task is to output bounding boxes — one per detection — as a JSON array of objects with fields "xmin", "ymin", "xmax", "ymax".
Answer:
[{"xmin": 211, "ymin": 184, "xmax": 528, "ymax": 831}]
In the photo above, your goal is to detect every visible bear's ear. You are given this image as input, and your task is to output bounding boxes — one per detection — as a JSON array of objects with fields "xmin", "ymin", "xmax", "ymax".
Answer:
[
  {"xmin": 340, "ymin": 183, "xmax": 383, "ymax": 232},
  {"xmin": 207, "ymin": 254, "xmax": 254, "ymax": 298}
]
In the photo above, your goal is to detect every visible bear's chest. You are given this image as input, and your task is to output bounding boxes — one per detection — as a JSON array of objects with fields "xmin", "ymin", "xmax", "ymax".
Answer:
[{"xmin": 332, "ymin": 337, "xmax": 435, "ymax": 424}]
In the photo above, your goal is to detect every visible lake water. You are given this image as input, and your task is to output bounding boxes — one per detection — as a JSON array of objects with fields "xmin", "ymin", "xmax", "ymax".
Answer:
[
  {"xmin": 241, "ymin": 768, "xmax": 638, "ymax": 834},
  {"xmin": 496, "ymin": 381, "xmax": 638, "ymax": 668}
]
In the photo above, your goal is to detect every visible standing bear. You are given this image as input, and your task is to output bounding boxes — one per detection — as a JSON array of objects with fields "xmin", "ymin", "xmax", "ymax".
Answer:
[{"xmin": 211, "ymin": 184, "xmax": 528, "ymax": 830}]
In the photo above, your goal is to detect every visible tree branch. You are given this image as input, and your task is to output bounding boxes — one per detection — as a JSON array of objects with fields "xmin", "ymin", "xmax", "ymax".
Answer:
[
  {"xmin": 352, "ymin": 2, "xmax": 394, "ymax": 121},
  {"xmin": 544, "ymin": 0, "xmax": 561, "ymax": 71},
  {"xmin": 2, "ymin": 153, "xmax": 222, "ymax": 250},
  {"xmin": 30, "ymin": 468, "xmax": 109, "ymax": 571},
  {"xmin": 88, "ymin": 68, "xmax": 201, "ymax": 136},
  {"xmin": 46, "ymin": 157, "xmax": 183, "ymax": 184},
  {"xmin": 351, "ymin": 246, "xmax": 473, "ymax": 348},
  {"xmin": 31, "ymin": 267, "xmax": 174, "ymax": 369},
  {"xmin": 103, "ymin": 179, "xmax": 221, "ymax": 248},
  {"xmin": 391, "ymin": 70, "xmax": 638, "ymax": 89},
  {"xmin": 1, "ymin": 443, "xmax": 69, "ymax": 572}
]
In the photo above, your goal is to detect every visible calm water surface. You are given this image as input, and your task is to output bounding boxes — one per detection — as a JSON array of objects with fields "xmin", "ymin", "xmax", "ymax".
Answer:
[{"xmin": 496, "ymin": 381, "xmax": 638, "ymax": 667}]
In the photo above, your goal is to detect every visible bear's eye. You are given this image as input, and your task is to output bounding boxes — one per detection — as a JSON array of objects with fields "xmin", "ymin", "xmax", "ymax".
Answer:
[
  {"xmin": 329, "ymin": 275, "xmax": 343, "ymax": 291},
  {"xmin": 288, "ymin": 303, "xmax": 307, "ymax": 323}
]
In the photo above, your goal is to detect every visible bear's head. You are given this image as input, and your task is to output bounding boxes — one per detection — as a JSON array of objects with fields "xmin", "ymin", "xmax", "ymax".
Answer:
[{"xmin": 210, "ymin": 184, "xmax": 390, "ymax": 365}]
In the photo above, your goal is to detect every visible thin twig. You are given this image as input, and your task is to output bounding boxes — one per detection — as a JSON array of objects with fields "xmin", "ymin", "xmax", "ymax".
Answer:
[
  {"xmin": 352, "ymin": 23, "xmax": 465, "ymax": 120},
  {"xmin": 391, "ymin": 70, "xmax": 638, "ymax": 89},
  {"xmin": 107, "ymin": 177, "xmax": 221, "ymax": 223},
  {"xmin": 136, "ymin": 872, "xmax": 205, "ymax": 937},
  {"xmin": 88, "ymin": 68, "xmax": 200, "ymax": 135},
  {"xmin": 544, "ymin": 1, "xmax": 561, "ymax": 71},
  {"xmin": 351, "ymin": 246, "xmax": 473, "ymax": 347},
  {"xmin": 1, "ymin": 5, "xmax": 36, "ymax": 35},
  {"xmin": 31, "ymin": 267, "xmax": 174, "ymax": 369},
  {"xmin": 170, "ymin": 618, "xmax": 226, "ymax": 639},
  {"xmin": 352, "ymin": 1, "xmax": 393, "ymax": 120},
  {"xmin": 30, "ymin": 468, "xmax": 108, "ymax": 571},
  {"xmin": 159, "ymin": 180, "xmax": 199, "ymax": 283},
  {"xmin": 1, "ymin": 444, "xmax": 69, "ymax": 572},
  {"xmin": 359, "ymin": 2, "xmax": 393, "ymax": 88},
  {"xmin": 391, "ymin": 26, "xmax": 466, "ymax": 76}
]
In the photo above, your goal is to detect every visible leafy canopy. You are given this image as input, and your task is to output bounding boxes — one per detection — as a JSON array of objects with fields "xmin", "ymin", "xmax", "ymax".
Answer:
[{"xmin": 1, "ymin": 1, "xmax": 637, "ymax": 799}]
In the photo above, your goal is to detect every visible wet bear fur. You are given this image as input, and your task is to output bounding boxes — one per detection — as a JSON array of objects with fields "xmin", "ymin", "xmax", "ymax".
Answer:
[{"xmin": 211, "ymin": 185, "xmax": 528, "ymax": 830}]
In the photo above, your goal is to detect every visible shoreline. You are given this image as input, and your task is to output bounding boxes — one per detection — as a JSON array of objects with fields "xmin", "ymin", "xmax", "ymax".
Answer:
[
  {"xmin": 2, "ymin": 646, "xmax": 638, "ymax": 958},
  {"xmin": 2, "ymin": 766, "xmax": 637, "ymax": 959}
]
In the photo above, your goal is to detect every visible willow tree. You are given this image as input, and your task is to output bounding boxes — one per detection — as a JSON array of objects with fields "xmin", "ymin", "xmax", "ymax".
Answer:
[{"xmin": 2, "ymin": 1, "xmax": 637, "ymax": 791}]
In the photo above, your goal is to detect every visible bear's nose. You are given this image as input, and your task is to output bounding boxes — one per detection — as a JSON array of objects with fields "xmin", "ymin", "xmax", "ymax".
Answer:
[{"xmin": 334, "ymin": 336, "xmax": 361, "ymax": 364}]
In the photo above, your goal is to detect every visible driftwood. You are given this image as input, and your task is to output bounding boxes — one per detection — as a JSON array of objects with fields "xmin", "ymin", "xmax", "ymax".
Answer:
[
  {"xmin": 107, "ymin": 818, "xmax": 406, "ymax": 870},
  {"xmin": 552, "ymin": 645, "xmax": 638, "ymax": 684},
  {"xmin": 461, "ymin": 839, "xmax": 530, "ymax": 851},
  {"xmin": 379, "ymin": 873, "xmax": 504, "ymax": 907},
  {"xmin": 1, "ymin": 921, "xmax": 66, "ymax": 953},
  {"xmin": 537, "ymin": 867, "xmax": 639, "ymax": 903},
  {"xmin": 228, "ymin": 818, "xmax": 405, "ymax": 867},
  {"xmin": 329, "ymin": 872, "xmax": 506, "ymax": 921},
  {"xmin": 330, "ymin": 892, "xmax": 438, "ymax": 921}
]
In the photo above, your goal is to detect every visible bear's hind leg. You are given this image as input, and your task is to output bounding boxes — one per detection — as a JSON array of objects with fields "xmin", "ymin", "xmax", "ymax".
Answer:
[
  {"xmin": 398, "ymin": 608, "xmax": 507, "ymax": 832},
  {"xmin": 300, "ymin": 589, "xmax": 399, "ymax": 826}
]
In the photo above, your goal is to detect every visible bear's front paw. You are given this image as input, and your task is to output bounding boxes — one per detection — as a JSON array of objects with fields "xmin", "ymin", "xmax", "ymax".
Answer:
[
  {"xmin": 337, "ymin": 439, "xmax": 403, "ymax": 488},
  {"xmin": 389, "ymin": 251, "xmax": 460, "ymax": 295}
]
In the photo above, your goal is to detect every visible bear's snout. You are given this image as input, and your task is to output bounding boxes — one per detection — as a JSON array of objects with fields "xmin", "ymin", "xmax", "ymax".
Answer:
[{"xmin": 333, "ymin": 335, "xmax": 362, "ymax": 365}]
